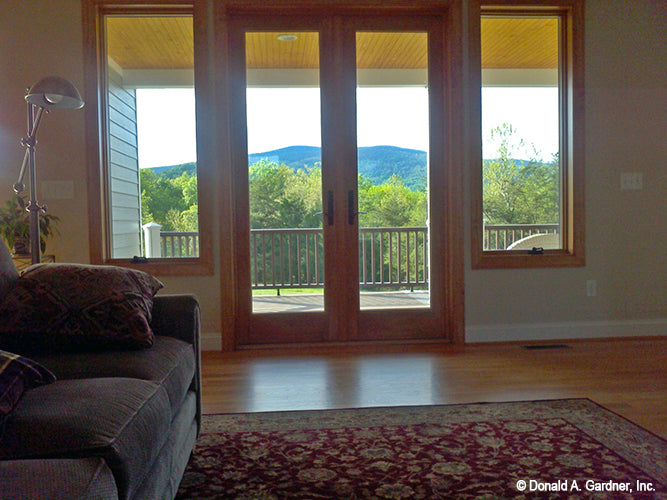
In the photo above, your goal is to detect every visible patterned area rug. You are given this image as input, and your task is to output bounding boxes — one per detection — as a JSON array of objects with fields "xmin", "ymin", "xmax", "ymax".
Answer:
[{"xmin": 176, "ymin": 399, "xmax": 666, "ymax": 499}]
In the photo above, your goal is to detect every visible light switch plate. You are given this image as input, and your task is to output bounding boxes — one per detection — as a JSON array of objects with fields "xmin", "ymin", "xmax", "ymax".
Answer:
[{"xmin": 620, "ymin": 172, "xmax": 643, "ymax": 190}]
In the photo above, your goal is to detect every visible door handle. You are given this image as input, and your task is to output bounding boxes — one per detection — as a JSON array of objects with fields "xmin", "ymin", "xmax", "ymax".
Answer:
[
  {"xmin": 316, "ymin": 190, "xmax": 334, "ymax": 226},
  {"xmin": 348, "ymin": 190, "xmax": 366, "ymax": 225}
]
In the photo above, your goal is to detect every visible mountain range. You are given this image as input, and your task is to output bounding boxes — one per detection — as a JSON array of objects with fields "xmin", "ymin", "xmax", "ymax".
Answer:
[{"xmin": 152, "ymin": 145, "xmax": 428, "ymax": 190}]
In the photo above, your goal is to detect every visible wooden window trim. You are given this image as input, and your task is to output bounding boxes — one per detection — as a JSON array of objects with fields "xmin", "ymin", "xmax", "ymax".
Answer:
[
  {"xmin": 82, "ymin": 0, "xmax": 214, "ymax": 276},
  {"xmin": 470, "ymin": 0, "xmax": 585, "ymax": 269}
]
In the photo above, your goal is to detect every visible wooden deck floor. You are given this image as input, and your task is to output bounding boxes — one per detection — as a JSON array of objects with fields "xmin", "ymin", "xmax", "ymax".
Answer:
[{"xmin": 252, "ymin": 290, "xmax": 429, "ymax": 313}]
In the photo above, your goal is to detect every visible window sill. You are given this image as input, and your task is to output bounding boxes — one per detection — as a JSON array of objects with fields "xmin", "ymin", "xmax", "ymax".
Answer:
[
  {"xmin": 101, "ymin": 258, "xmax": 214, "ymax": 277},
  {"xmin": 472, "ymin": 249, "xmax": 585, "ymax": 269}
]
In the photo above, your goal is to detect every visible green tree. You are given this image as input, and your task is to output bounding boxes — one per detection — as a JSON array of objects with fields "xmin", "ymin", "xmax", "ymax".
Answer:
[
  {"xmin": 483, "ymin": 124, "xmax": 559, "ymax": 225},
  {"xmin": 140, "ymin": 169, "xmax": 198, "ymax": 231},
  {"xmin": 521, "ymin": 152, "xmax": 559, "ymax": 224},
  {"xmin": 249, "ymin": 160, "xmax": 292, "ymax": 229},
  {"xmin": 248, "ymin": 160, "xmax": 322, "ymax": 229},
  {"xmin": 172, "ymin": 172, "xmax": 198, "ymax": 208},
  {"xmin": 358, "ymin": 174, "xmax": 427, "ymax": 228}
]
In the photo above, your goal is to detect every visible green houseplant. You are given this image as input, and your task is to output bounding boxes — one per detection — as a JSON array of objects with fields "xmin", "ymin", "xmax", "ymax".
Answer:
[{"xmin": 0, "ymin": 194, "xmax": 59, "ymax": 255}]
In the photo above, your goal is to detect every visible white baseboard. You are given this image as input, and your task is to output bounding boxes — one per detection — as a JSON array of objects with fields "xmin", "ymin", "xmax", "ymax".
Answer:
[
  {"xmin": 466, "ymin": 318, "xmax": 667, "ymax": 344},
  {"xmin": 200, "ymin": 319, "xmax": 667, "ymax": 350}
]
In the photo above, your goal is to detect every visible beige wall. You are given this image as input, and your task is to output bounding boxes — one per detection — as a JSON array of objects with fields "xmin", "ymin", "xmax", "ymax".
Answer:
[
  {"xmin": 1, "ymin": 0, "xmax": 665, "ymax": 347},
  {"xmin": 0, "ymin": 1, "xmax": 87, "ymax": 263},
  {"xmin": 467, "ymin": 0, "xmax": 667, "ymax": 340}
]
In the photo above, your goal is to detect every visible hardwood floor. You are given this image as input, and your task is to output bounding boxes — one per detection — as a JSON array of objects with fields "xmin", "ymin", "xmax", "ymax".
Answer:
[{"xmin": 201, "ymin": 337, "xmax": 667, "ymax": 439}]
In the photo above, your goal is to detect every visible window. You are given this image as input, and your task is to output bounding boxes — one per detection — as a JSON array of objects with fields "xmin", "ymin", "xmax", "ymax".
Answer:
[
  {"xmin": 471, "ymin": 1, "xmax": 584, "ymax": 268},
  {"xmin": 83, "ymin": 3, "xmax": 212, "ymax": 275}
]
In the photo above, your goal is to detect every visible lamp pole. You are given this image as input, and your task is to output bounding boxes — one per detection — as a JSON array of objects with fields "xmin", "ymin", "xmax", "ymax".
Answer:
[
  {"xmin": 17, "ymin": 102, "xmax": 47, "ymax": 264},
  {"xmin": 13, "ymin": 76, "xmax": 84, "ymax": 265}
]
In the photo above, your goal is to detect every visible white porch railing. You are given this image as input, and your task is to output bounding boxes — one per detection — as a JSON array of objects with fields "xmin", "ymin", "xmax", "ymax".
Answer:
[{"xmin": 484, "ymin": 224, "xmax": 559, "ymax": 250}]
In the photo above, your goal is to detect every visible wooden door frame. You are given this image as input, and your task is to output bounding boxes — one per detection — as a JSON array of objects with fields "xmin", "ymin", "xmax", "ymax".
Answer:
[
  {"xmin": 228, "ymin": 15, "xmax": 329, "ymax": 345},
  {"xmin": 345, "ymin": 15, "xmax": 453, "ymax": 342},
  {"xmin": 320, "ymin": 15, "xmax": 360, "ymax": 342},
  {"xmin": 221, "ymin": 1, "xmax": 465, "ymax": 347}
]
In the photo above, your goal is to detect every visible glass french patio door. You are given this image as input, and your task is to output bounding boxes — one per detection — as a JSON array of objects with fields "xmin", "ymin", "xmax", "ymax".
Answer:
[{"xmin": 231, "ymin": 13, "xmax": 448, "ymax": 345}]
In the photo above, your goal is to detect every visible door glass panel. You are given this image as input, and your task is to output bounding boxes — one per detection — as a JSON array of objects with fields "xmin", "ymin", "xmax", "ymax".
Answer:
[
  {"xmin": 481, "ymin": 16, "xmax": 561, "ymax": 250},
  {"xmin": 105, "ymin": 15, "xmax": 199, "ymax": 259},
  {"xmin": 245, "ymin": 32, "xmax": 324, "ymax": 313},
  {"xmin": 356, "ymin": 32, "xmax": 430, "ymax": 309}
]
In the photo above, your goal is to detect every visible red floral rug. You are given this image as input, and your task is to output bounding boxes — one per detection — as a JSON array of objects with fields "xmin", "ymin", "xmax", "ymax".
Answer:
[{"xmin": 176, "ymin": 399, "xmax": 666, "ymax": 499}]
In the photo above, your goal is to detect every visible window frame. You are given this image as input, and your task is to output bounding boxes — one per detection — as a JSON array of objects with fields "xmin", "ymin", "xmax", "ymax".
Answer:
[
  {"xmin": 82, "ymin": 0, "xmax": 214, "ymax": 276},
  {"xmin": 470, "ymin": 0, "xmax": 585, "ymax": 269}
]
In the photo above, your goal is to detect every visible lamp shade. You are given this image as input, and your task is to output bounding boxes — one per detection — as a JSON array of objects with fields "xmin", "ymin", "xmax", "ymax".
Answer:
[{"xmin": 25, "ymin": 76, "xmax": 84, "ymax": 110}]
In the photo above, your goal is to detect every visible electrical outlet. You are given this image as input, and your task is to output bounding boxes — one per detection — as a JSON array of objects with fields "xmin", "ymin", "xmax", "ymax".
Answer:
[
  {"xmin": 620, "ymin": 172, "xmax": 643, "ymax": 190},
  {"xmin": 586, "ymin": 279, "xmax": 597, "ymax": 297}
]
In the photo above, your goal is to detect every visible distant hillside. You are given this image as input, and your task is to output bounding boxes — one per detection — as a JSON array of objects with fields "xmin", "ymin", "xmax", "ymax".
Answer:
[
  {"xmin": 250, "ymin": 145, "xmax": 427, "ymax": 189},
  {"xmin": 150, "ymin": 145, "xmax": 428, "ymax": 189},
  {"xmin": 249, "ymin": 146, "xmax": 322, "ymax": 171},
  {"xmin": 358, "ymin": 146, "xmax": 426, "ymax": 190},
  {"xmin": 150, "ymin": 162, "xmax": 196, "ymax": 178},
  {"xmin": 149, "ymin": 149, "xmax": 543, "ymax": 191}
]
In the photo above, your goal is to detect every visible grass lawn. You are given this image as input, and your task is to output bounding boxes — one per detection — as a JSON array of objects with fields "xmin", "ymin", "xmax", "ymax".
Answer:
[
  {"xmin": 251, "ymin": 286, "xmax": 428, "ymax": 295},
  {"xmin": 252, "ymin": 288, "xmax": 324, "ymax": 295}
]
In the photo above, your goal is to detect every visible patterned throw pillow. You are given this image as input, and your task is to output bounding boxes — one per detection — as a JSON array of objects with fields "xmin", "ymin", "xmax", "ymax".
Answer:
[
  {"xmin": 0, "ymin": 349, "xmax": 56, "ymax": 419},
  {"xmin": 0, "ymin": 264, "xmax": 163, "ymax": 354}
]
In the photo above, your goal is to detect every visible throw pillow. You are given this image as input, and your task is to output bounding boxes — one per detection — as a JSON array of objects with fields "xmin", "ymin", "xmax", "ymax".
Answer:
[
  {"xmin": 0, "ymin": 263, "xmax": 163, "ymax": 354},
  {"xmin": 0, "ymin": 349, "xmax": 56, "ymax": 419},
  {"xmin": 0, "ymin": 240, "xmax": 19, "ymax": 298}
]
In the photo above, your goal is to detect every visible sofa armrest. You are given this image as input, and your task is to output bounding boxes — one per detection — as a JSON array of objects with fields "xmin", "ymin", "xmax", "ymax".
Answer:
[
  {"xmin": 151, "ymin": 294, "xmax": 200, "ymax": 345},
  {"xmin": 150, "ymin": 294, "xmax": 202, "ymax": 433}
]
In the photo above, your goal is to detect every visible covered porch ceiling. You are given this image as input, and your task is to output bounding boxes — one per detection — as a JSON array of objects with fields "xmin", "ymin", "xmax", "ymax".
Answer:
[{"xmin": 106, "ymin": 16, "xmax": 559, "ymax": 87}]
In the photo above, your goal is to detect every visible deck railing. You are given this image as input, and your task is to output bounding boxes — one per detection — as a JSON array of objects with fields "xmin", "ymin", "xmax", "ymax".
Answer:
[
  {"xmin": 484, "ymin": 224, "xmax": 559, "ymax": 250},
  {"xmin": 359, "ymin": 227, "xmax": 428, "ymax": 289},
  {"xmin": 160, "ymin": 231, "xmax": 199, "ymax": 258},
  {"xmin": 248, "ymin": 227, "xmax": 430, "ymax": 290},
  {"xmin": 155, "ymin": 223, "xmax": 559, "ymax": 288},
  {"xmin": 250, "ymin": 228, "xmax": 323, "ymax": 289}
]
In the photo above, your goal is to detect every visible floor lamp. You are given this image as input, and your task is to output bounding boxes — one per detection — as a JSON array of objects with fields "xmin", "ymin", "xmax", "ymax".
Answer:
[{"xmin": 13, "ymin": 76, "xmax": 84, "ymax": 264}]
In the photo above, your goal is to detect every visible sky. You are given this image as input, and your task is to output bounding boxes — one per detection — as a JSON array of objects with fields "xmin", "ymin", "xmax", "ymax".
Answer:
[
  {"xmin": 136, "ymin": 86, "xmax": 559, "ymax": 169},
  {"xmin": 246, "ymin": 87, "xmax": 431, "ymax": 155},
  {"xmin": 482, "ymin": 87, "xmax": 559, "ymax": 161}
]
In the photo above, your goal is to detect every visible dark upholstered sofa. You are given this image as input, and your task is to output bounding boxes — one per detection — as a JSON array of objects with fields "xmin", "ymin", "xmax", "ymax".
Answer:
[{"xmin": 0, "ymin": 240, "xmax": 201, "ymax": 500}]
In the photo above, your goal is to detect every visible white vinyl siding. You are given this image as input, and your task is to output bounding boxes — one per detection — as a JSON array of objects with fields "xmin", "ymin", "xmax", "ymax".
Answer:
[{"xmin": 107, "ymin": 64, "xmax": 141, "ymax": 258}]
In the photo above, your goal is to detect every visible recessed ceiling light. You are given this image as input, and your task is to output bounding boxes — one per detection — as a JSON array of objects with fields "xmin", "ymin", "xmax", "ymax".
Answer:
[{"xmin": 277, "ymin": 34, "xmax": 298, "ymax": 42}]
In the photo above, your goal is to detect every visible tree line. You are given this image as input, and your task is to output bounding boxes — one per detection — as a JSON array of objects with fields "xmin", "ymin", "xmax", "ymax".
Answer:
[
  {"xmin": 140, "ymin": 124, "xmax": 559, "ymax": 232},
  {"xmin": 140, "ymin": 160, "xmax": 429, "ymax": 231},
  {"xmin": 248, "ymin": 160, "xmax": 428, "ymax": 229}
]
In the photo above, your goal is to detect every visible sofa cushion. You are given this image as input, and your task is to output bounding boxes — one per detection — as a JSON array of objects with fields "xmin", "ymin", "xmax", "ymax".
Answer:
[
  {"xmin": 0, "ymin": 240, "xmax": 18, "ymax": 299},
  {"xmin": 33, "ymin": 336, "xmax": 195, "ymax": 416},
  {"xmin": 0, "ymin": 349, "xmax": 55, "ymax": 420},
  {"xmin": 0, "ymin": 263, "xmax": 163, "ymax": 354},
  {"xmin": 0, "ymin": 378, "xmax": 171, "ymax": 500}
]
